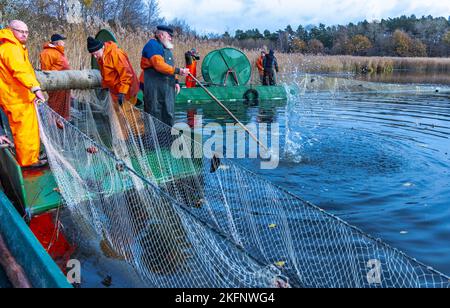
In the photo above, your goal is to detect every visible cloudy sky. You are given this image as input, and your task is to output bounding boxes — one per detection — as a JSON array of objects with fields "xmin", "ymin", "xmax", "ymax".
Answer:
[{"xmin": 158, "ymin": 0, "xmax": 450, "ymax": 34}]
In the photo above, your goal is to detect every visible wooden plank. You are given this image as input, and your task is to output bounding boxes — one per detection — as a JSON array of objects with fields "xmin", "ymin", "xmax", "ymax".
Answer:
[{"xmin": 0, "ymin": 233, "xmax": 32, "ymax": 288}]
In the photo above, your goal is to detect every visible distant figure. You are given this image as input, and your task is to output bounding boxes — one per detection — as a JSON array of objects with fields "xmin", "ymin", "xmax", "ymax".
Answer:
[
  {"xmin": 256, "ymin": 51, "xmax": 266, "ymax": 84},
  {"xmin": 263, "ymin": 49, "xmax": 279, "ymax": 86},
  {"xmin": 141, "ymin": 25, "xmax": 189, "ymax": 126},
  {"xmin": 185, "ymin": 48, "xmax": 200, "ymax": 88},
  {"xmin": 0, "ymin": 20, "xmax": 47, "ymax": 168},
  {"xmin": 40, "ymin": 33, "xmax": 71, "ymax": 120}
]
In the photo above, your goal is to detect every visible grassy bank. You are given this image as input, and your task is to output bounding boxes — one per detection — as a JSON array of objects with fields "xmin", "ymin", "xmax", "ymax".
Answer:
[{"xmin": 26, "ymin": 24, "xmax": 450, "ymax": 80}]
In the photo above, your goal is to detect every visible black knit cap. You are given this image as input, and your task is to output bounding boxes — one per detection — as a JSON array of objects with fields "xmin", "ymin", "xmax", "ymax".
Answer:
[
  {"xmin": 87, "ymin": 36, "xmax": 104, "ymax": 53},
  {"xmin": 51, "ymin": 33, "xmax": 66, "ymax": 42},
  {"xmin": 156, "ymin": 25, "xmax": 174, "ymax": 36}
]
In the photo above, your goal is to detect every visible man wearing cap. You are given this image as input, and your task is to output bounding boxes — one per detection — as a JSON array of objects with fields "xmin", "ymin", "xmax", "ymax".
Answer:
[
  {"xmin": 185, "ymin": 48, "xmax": 200, "ymax": 88},
  {"xmin": 0, "ymin": 20, "xmax": 47, "ymax": 168},
  {"xmin": 40, "ymin": 34, "xmax": 71, "ymax": 119},
  {"xmin": 87, "ymin": 36, "xmax": 141, "ymax": 139},
  {"xmin": 263, "ymin": 49, "xmax": 279, "ymax": 86},
  {"xmin": 87, "ymin": 36, "xmax": 139, "ymax": 106},
  {"xmin": 141, "ymin": 25, "xmax": 189, "ymax": 126}
]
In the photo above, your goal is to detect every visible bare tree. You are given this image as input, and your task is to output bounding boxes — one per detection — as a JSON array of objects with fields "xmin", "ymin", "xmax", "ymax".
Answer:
[{"xmin": 146, "ymin": 0, "xmax": 162, "ymax": 29}]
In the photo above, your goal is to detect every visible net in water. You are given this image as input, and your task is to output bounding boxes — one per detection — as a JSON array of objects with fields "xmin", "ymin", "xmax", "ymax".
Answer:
[{"xmin": 36, "ymin": 90, "xmax": 450, "ymax": 288}]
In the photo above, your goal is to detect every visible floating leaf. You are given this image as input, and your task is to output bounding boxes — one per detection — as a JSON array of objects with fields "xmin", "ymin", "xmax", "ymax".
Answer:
[
  {"xmin": 56, "ymin": 119, "xmax": 64, "ymax": 130},
  {"xmin": 86, "ymin": 146, "xmax": 99, "ymax": 154}
]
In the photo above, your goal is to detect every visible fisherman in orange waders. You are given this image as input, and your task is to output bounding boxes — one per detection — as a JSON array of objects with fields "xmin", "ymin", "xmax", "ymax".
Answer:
[
  {"xmin": 40, "ymin": 34, "xmax": 71, "ymax": 120},
  {"xmin": 185, "ymin": 48, "xmax": 200, "ymax": 88},
  {"xmin": 0, "ymin": 20, "xmax": 47, "ymax": 168},
  {"xmin": 256, "ymin": 50, "xmax": 266, "ymax": 84},
  {"xmin": 87, "ymin": 36, "xmax": 142, "ymax": 138}
]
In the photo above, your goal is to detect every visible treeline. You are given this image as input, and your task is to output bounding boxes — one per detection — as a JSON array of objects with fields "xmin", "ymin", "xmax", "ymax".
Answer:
[
  {"xmin": 219, "ymin": 15, "xmax": 450, "ymax": 57},
  {"xmin": 1, "ymin": 2, "xmax": 449, "ymax": 58}
]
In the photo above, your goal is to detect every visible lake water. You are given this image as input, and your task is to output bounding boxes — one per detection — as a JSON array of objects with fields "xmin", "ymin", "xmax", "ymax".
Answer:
[
  {"xmin": 175, "ymin": 75, "xmax": 450, "ymax": 276},
  {"xmin": 59, "ymin": 74, "xmax": 450, "ymax": 287}
]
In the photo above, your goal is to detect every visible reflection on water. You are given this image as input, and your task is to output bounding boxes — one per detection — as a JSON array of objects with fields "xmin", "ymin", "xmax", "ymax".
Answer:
[
  {"xmin": 356, "ymin": 70, "xmax": 450, "ymax": 85},
  {"xmin": 175, "ymin": 76, "xmax": 450, "ymax": 276},
  {"xmin": 65, "ymin": 74, "xmax": 450, "ymax": 287}
]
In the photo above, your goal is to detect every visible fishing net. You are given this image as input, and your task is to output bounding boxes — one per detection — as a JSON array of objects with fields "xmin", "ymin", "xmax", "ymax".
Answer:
[{"xmin": 36, "ymin": 90, "xmax": 450, "ymax": 288}]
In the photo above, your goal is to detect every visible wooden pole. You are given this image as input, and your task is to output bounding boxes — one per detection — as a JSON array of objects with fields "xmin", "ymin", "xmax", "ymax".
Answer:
[
  {"xmin": 36, "ymin": 69, "xmax": 102, "ymax": 91},
  {"xmin": 0, "ymin": 233, "xmax": 32, "ymax": 288}
]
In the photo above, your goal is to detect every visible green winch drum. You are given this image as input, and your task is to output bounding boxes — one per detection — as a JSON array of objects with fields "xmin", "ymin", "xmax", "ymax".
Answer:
[{"xmin": 201, "ymin": 47, "xmax": 252, "ymax": 86}]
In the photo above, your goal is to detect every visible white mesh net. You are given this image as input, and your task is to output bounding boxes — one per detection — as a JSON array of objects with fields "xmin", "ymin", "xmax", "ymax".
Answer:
[{"xmin": 36, "ymin": 90, "xmax": 450, "ymax": 288}]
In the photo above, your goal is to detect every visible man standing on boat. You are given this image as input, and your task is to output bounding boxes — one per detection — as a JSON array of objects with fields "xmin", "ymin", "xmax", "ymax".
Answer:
[
  {"xmin": 87, "ymin": 36, "xmax": 141, "ymax": 138},
  {"xmin": 0, "ymin": 20, "xmax": 47, "ymax": 168},
  {"xmin": 87, "ymin": 36, "xmax": 139, "ymax": 106},
  {"xmin": 141, "ymin": 25, "xmax": 190, "ymax": 126},
  {"xmin": 263, "ymin": 49, "xmax": 279, "ymax": 86},
  {"xmin": 40, "ymin": 34, "xmax": 72, "ymax": 120},
  {"xmin": 256, "ymin": 50, "xmax": 266, "ymax": 84},
  {"xmin": 185, "ymin": 48, "xmax": 200, "ymax": 88}
]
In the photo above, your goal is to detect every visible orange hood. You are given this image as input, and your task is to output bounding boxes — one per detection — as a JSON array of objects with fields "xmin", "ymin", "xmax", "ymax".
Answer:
[
  {"xmin": 98, "ymin": 41, "xmax": 139, "ymax": 100},
  {"xmin": 0, "ymin": 28, "xmax": 40, "ymax": 107},
  {"xmin": 0, "ymin": 28, "xmax": 21, "ymax": 46},
  {"xmin": 103, "ymin": 41, "xmax": 118, "ymax": 57},
  {"xmin": 42, "ymin": 42, "xmax": 65, "ymax": 55}
]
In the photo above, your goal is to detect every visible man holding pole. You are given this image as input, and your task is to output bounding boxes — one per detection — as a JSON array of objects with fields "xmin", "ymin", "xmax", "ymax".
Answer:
[{"xmin": 141, "ymin": 25, "xmax": 189, "ymax": 127}]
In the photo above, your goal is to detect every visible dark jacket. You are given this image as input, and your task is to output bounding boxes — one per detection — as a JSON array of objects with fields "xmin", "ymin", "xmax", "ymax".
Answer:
[{"xmin": 263, "ymin": 51, "xmax": 279, "ymax": 72}]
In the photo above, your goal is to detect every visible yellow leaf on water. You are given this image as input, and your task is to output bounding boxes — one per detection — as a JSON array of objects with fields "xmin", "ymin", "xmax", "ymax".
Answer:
[
  {"xmin": 275, "ymin": 261, "xmax": 286, "ymax": 268},
  {"xmin": 269, "ymin": 224, "xmax": 277, "ymax": 229}
]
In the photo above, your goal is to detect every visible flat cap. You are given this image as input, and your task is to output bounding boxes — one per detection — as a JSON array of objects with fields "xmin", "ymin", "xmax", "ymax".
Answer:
[
  {"xmin": 51, "ymin": 33, "xmax": 66, "ymax": 42},
  {"xmin": 156, "ymin": 25, "xmax": 174, "ymax": 36}
]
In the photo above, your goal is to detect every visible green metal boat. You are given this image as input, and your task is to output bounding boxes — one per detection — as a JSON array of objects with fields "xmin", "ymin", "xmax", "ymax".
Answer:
[
  {"xmin": 176, "ymin": 47, "xmax": 287, "ymax": 104},
  {"xmin": 0, "ymin": 146, "xmax": 61, "ymax": 217},
  {"xmin": 0, "ymin": 189, "xmax": 71, "ymax": 288}
]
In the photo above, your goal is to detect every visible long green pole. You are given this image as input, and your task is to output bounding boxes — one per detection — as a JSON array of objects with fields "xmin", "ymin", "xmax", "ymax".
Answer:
[{"xmin": 187, "ymin": 73, "xmax": 269, "ymax": 153}]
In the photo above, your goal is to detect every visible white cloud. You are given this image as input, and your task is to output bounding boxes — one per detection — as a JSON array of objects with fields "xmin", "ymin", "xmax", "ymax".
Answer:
[{"xmin": 158, "ymin": 0, "xmax": 450, "ymax": 34}]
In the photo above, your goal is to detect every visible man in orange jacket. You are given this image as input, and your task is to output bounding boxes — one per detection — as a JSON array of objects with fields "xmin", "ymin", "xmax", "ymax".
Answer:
[
  {"xmin": 256, "ymin": 51, "xmax": 266, "ymax": 84},
  {"xmin": 185, "ymin": 48, "xmax": 200, "ymax": 88},
  {"xmin": 0, "ymin": 20, "xmax": 47, "ymax": 168},
  {"xmin": 87, "ymin": 37, "xmax": 142, "ymax": 138},
  {"xmin": 88, "ymin": 37, "xmax": 139, "ymax": 105},
  {"xmin": 40, "ymin": 34, "xmax": 71, "ymax": 120}
]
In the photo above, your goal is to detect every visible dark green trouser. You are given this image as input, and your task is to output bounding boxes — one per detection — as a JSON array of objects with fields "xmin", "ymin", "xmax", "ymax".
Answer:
[{"xmin": 143, "ymin": 69, "xmax": 176, "ymax": 127}]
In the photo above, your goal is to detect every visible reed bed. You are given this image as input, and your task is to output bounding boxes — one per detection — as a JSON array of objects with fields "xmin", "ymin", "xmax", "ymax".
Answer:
[{"xmin": 26, "ymin": 23, "xmax": 450, "ymax": 78}]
